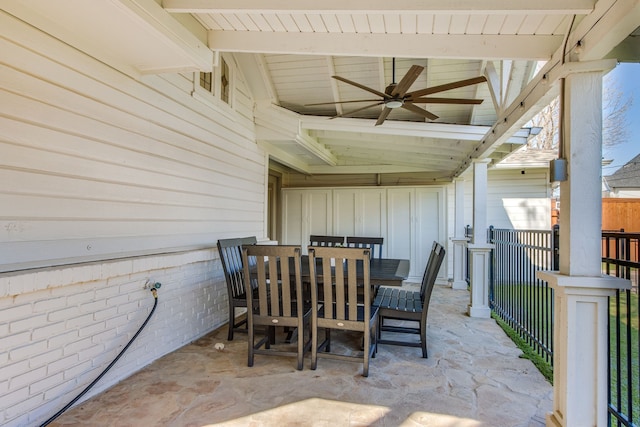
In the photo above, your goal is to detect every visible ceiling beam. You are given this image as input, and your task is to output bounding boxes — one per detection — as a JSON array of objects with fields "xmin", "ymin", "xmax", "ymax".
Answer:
[
  {"xmin": 460, "ymin": 0, "xmax": 633, "ymax": 177},
  {"xmin": 301, "ymin": 116, "xmax": 535, "ymax": 142},
  {"xmin": 258, "ymin": 141, "xmax": 311, "ymax": 174},
  {"xmin": 208, "ymin": 32, "xmax": 561, "ymax": 61},
  {"xmin": 569, "ymin": 0, "xmax": 640, "ymax": 62},
  {"xmin": 164, "ymin": 0, "xmax": 595, "ymax": 14}
]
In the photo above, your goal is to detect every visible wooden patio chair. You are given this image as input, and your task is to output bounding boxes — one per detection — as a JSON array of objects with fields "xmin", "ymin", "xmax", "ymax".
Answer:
[
  {"xmin": 217, "ymin": 236, "xmax": 258, "ymax": 341},
  {"xmin": 241, "ymin": 245, "xmax": 312, "ymax": 370},
  {"xmin": 308, "ymin": 246, "xmax": 378, "ymax": 377},
  {"xmin": 346, "ymin": 236, "xmax": 384, "ymax": 259},
  {"xmin": 309, "ymin": 235, "xmax": 345, "ymax": 247},
  {"xmin": 374, "ymin": 241, "xmax": 445, "ymax": 358}
]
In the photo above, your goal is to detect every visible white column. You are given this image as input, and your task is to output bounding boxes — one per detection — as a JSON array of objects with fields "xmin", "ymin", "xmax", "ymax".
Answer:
[
  {"xmin": 468, "ymin": 159, "xmax": 492, "ymax": 318},
  {"xmin": 451, "ymin": 178, "xmax": 468, "ymax": 290},
  {"xmin": 537, "ymin": 69, "xmax": 629, "ymax": 427}
]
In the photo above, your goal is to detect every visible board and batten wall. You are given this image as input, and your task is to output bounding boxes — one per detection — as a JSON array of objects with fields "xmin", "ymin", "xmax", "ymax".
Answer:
[{"xmin": 0, "ymin": 11, "xmax": 265, "ymax": 427}]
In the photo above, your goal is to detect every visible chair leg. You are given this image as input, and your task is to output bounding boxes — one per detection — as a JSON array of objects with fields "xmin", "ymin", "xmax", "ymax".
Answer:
[
  {"xmin": 311, "ymin": 321, "xmax": 318, "ymax": 370},
  {"xmin": 296, "ymin": 323, "xmax": 304, "ymax": 370},
  {"xmin": 420, "ymin": 324, "xmax": 427, "ymax": 358},
  {"xmin": 247, "ymin": 321, "xmax": 254, "ymax": 367},
  {"xmin": 228, "ymin": 303, "xmax": 235, "ymax": 341},
  {"xmin": 362, "ymin": 329, "xmax": 370, "ymax": 377}
]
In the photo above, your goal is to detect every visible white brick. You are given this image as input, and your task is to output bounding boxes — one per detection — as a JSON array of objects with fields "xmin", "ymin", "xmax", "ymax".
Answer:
[
  {"xmin": 33, "ymin": 297, "xmax": 67, "ymax": 314},
  {"xmin": 93, "ymin": 306, "xmax": 118, "ymax": 321},
  {"xmin": 1, "ymin": 385, "xmax": 29, "ymax": 409},
  {"xmin": 9, "ymin": 313, "xmax": 47, "ymax": 333},
  {"xmin": 0, "ymin": 360, "xmax": 29, "ymax": 384},
  {"xmin": 79, "ymin": 321, "xmax": 105, "ymax": 337},
  {"xmin": 63, "ymin": 359, "xmax": 92, "ymax": 380},
  {"xmin": 106, "ymin": 293, "xmax": 128, "ymax": 307},
  {"xmin": 29, "ymin": 349, "xmax": 63, "ymax": 369},
  {"xmin": 47, "ymin": 306, "xmax": 82, "ymax": 322},
  {"xmin": 80, "ymin": 300, "xmax": 107, "ymax": 314},
  {"xmin": 43, "ymin": 377, "xmax": 78, "ymax": 400},
  {"xmin": 77, "ymin": 343, "xmax": 105, "ymax": 361},
  {"xmin": 72, "ymin": 265, "xmax": 94, "ymax": 283},
  {"xmin": 91, "ymin": 328, "xmax": 117, "ymax": 344},
  {"xmin": 48, "ymin": 330, "xmax": 79, "ymax": 350},
  {"xmin": 118, "ymin": 281, "xmax": 142, "ymax": 294},
  {"xmin": 66, "ymin": 313, "xmax": 94, "ymax": 329},
  {"xmin": 0, "ymin": 331, "xmax": 30, "ymax": 353},
  {"xmin": 32, "ymin": 321, "xmax": 65, "ymax": 340},
  {"xmin": 116, "ymin": 300, "xmax": 138, "ymax": 314},
  {"xmin": 9, "ymin": 340, "xmax": 47, "ymax": 361},
  {"xmin": 95, "ymin": 284, "xmax": 121, "ymax": 299},
  {"xmin": 66, "ymin": 289, "xmax": 96, "ymax": 306},
  {"xmin": 0, "ymin": 304, "xmax": 31, "ymax": 323},
  {"xmin": 47, "ymin": 354, "xmax": 78, "ymax": 375},
  {"xmin": 5, "ymin": 391, "xmax": 43, "ymax": 419},
  {"xmin": 62, "ymin": 337, "xmax": 92, "ymax": 356},
  {"xmin": 0, "ymin": 378, "xmax": 8, "ymax": 395},
  {"xmin": 9, "ymin": 366, "xmax": 46, "ymax": 389},
  {"xmin": 30, "ymin": 371, "xmax": 63, "ymax": 394}
]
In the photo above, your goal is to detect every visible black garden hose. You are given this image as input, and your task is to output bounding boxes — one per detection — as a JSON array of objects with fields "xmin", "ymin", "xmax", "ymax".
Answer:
[{"xmin": 40, "ymin": 285, "xmax": 160, "ymax": 427}]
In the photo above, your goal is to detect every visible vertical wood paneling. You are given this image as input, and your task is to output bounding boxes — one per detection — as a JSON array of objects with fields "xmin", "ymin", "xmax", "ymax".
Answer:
[{"xmin": 0, "ymin": 13, "xmax": 265, "ymax": 272}]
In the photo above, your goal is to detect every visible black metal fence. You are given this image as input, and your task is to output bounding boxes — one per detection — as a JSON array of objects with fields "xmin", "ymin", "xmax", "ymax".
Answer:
[
  {"xmin": 473, "ymin": 227, "xmax": 639, "ymax": 427},
  {"xmin": 488, "ymin": 227, "xmax": 556, "ymax": 366},
  {"xmin": 602, "ymin": 231, "xmax": 639, "ymax": 427}
]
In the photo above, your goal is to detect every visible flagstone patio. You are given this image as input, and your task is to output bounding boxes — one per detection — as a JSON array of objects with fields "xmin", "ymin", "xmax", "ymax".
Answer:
[{"xmin": 49, "ymin": 284, "xmax": 552, "ymax": 427}]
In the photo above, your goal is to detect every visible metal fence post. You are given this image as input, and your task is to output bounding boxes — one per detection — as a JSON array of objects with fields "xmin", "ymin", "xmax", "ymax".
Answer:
[{"xmin": 552, "ymin": 224, "xmax": 560, "ymax": 270}]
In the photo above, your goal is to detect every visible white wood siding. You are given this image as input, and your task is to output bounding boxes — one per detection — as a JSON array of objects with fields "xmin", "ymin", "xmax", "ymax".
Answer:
[
  {"xmin": 463, "ymin": 168, "xmax": 551, "ymax": 231},
  {"xmin": 0, "ymin": 11, "xmax": 265, "ymax": 272}
]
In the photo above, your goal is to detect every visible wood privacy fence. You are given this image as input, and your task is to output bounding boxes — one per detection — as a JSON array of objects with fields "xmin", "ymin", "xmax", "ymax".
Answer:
[
  {"xmin": 552, "ymin": 198, "xmax": 640, "ymax": 231},
  {"xmin": 602, "ymin": 198, "xmax": 640, "ymax": 232}
]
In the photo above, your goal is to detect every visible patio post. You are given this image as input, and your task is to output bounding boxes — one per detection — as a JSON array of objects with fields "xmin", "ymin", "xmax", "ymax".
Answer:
[
  {"xmin": 467, "ymin": 159, "xmax": 492, "ymax": 318},
  {"xmin": 536, "ymin": 67, "xmax": 629, "ymax": 427},
  {"xmin": 451, "ymin": 178, "xmax": 468, "ymax": 290}
]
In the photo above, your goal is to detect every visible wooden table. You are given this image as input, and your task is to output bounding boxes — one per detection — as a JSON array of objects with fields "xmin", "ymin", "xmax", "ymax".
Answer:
[{"xmin": 299, "ymin": 256, "xmax": 410, "ymax": 287}]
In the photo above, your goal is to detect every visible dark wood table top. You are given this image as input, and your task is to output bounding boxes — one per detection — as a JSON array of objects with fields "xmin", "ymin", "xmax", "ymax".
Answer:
[{"xmin": 299, "ymin": 255, "xmax": 409, "ymax": 287}]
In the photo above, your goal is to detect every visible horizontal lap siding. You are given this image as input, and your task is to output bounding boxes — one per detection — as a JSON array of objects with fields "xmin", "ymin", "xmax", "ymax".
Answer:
[
  {"xmin": 464, "ymin": 169, "xmax": 551, "ymax": 230},
  {"xmin": 0, "ymin": 12, "xmax": 264, "ymax": 272}
]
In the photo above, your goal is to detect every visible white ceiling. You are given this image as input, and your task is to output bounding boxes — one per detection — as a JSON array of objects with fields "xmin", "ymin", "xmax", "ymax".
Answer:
[{"xmin": 5, "ymin": 0, "xmax": 638, "ymax": 179}]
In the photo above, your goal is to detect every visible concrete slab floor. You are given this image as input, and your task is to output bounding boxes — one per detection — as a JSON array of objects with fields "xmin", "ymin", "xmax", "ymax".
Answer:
[{"xmin": 49, "ymin": 284, "xmax": 552, "ymax": 427}]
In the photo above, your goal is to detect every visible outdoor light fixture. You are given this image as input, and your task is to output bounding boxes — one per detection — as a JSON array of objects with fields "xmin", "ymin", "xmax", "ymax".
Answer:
[{"xmin": 385, "ymin": 99, "xmax": 404, "ymax": 108}]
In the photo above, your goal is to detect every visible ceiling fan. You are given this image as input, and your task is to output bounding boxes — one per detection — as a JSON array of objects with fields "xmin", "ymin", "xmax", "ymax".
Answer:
[{"xmin": 307, "ymin": 59, "xmax": 487, "ymax": 126}]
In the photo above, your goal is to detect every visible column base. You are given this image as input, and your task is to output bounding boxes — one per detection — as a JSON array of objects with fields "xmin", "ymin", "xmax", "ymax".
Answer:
[
  {"xmin": 451, "ymin": 280, "xmax": 468, "ymax": 290},
  {"xmin": 467, "ymin": 305, "xmax": 491, "ymax": 318}
]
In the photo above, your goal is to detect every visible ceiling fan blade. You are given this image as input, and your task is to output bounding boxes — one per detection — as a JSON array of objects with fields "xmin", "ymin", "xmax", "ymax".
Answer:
[
  {"xmin": 402, "ymin": 103, "xmax": 439, "ymax": 121},
  {"xmin": 305, "ymin": 99, "xmax": 381, "ymax": 106},
  {"xmin": 336, "ymin": 102, "xmax": 385, "ymax": 118},
  {"xmin": 408, "ymin": 97, "xmax": 484, "ymax": 105},
  {"xmin": 332, "ymin": 76, "xmax": 389, "ymax": 98},
  {"xmin": 407, "ymin": 76, "xmax": 488, "ymax": 98},
  {"xmin": 375, "ymin": 107, "xmax": 392, "ymax": 126},
  {"xmin": 391, "ymin": 65, "xmax": 424, "ymax": 97}
]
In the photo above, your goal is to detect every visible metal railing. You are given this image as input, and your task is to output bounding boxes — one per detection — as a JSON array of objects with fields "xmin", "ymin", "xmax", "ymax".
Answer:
[
  {"xmin": 488, "ymin": 227, "xmax": 556, "ymax": 366},
  {"xmin": 476, "ymin": 227, "xmax": 639, "ymax": 427},
  {"xmin": 602, "ymin": 231, "xmax": 639, "ymax": 427}
]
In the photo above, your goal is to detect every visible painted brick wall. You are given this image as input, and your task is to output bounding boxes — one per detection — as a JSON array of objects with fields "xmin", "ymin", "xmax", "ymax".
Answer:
[{"xmin": 0, "ymin": 249, "xmax": 227, "ymax": 427}]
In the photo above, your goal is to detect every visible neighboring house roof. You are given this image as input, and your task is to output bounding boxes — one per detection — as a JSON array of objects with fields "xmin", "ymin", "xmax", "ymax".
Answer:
[{"xmin": 605, "ymin": 153, "xmax": 640, "ymax": 189}]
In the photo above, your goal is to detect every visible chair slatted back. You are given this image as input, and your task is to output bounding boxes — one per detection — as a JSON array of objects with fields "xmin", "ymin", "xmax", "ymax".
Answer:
[
  {"xmin": 346, "ymin": 236, "xmax": 384, "ymax": 259},
  {"xmin": 309, "ymin": 235, "xmax": 345, "ymax": 247},
  {"xmin": 242, "ymin": 245, "xmax": 303, "ymax": 319},
  {"xmin": 308, "ymin": 246, "xmax": 371, "ymax": 323},
  {"xmin": 217, "ymin": 236, "xmax": 257, "ymax": 299},
  {"xmin": 420, "ymin": 242, "xmax": 446, "ymax": 320}
]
